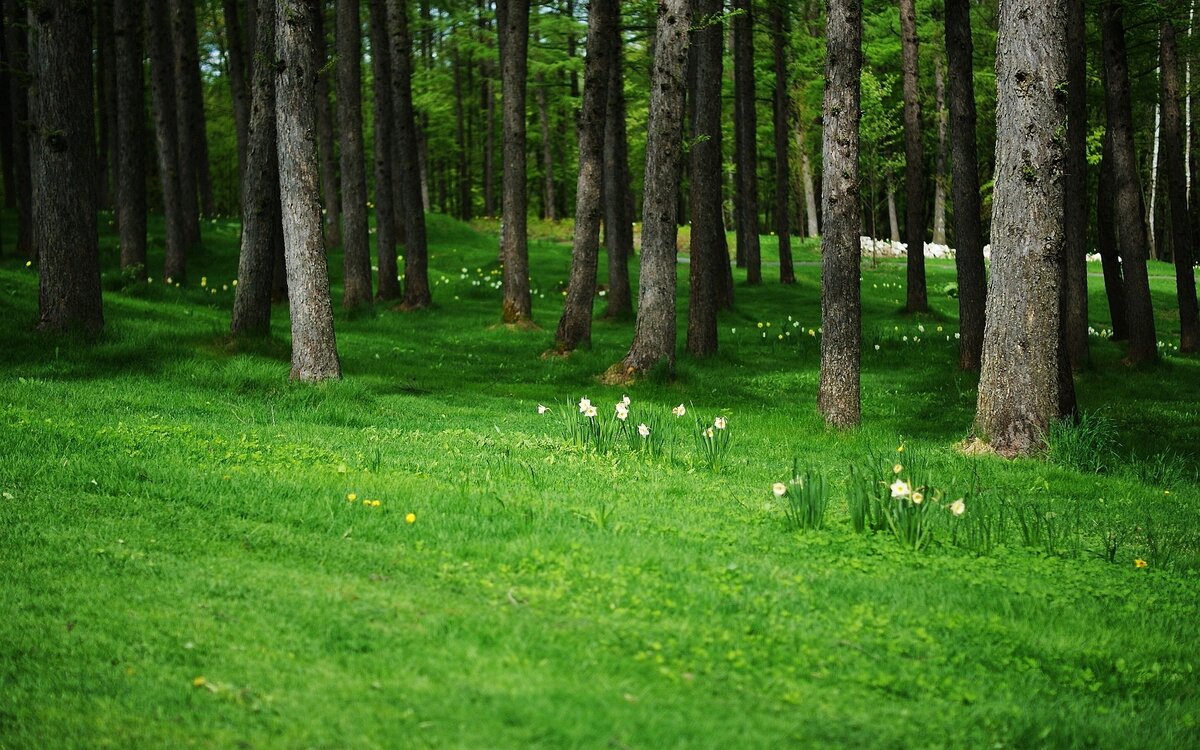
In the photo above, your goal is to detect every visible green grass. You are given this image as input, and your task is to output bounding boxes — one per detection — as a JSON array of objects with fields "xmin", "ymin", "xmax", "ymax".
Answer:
[{"xmin": 1, "ymin": 208, "xmax": 1198, "ymax": 748}]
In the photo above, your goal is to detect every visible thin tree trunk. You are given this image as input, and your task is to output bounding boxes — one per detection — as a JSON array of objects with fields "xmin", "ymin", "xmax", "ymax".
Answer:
[
  {"xmin": 1161, "ymin": 20, "xmax": 1200, "ymax": 352},
  {"xmin": 974, "ymin": 0, "xmax": 1070, "ymax": 456},
  {"xmin": 553, "ymin": 0, "xmax": 614, "ymax": 353},
  {"xmin": 1101, "ymin": 2, "xmax": 1158, "ymax": 364},
  {"xmin": 607, "ymin": 0, "xmax": 690, "ymax": 379},
  {"xmin": 312, "ymin": 0, "xmax": 340, "ymax": 247},
  {"xmin": 602, "ymin": 5, "xmax": 634, "ymax": 320},
  {"xmin": 147, "ymin": 0, "xmax": 187, "ymax": 282},
  {"xmin": 497, "ymin": 0, "xmax": 532, "ymax": 323},
  {"xmin": 114, "ymin": 0, "xmax": 146, "ymax": 277},
  {"xmin": 30, "ymin": 0, "xmax": 103, "ymax": 335},
  {"xmin": 931, "ymin": 60, "xmax": 947, "ymax": 245},
  {"xmin": 390, "ymin": 0, "xmax": 431, "ymax": 309},
  {"xmin": 536, "ymin": 72, "xmax": 556, "ymax": 221},
  {"xmin": 369, "ymin": 0, "xmax": 399, "ymax": 300},
  {"xmin": 1063, "ymin": 0, "xmax": 1089, "ymax": 369},
  {"xmin": 0, "ymin": 9, "xmax": 12, "ymax": 212},
  {"xmin": 169, "ymin": 0, "xmax": 209, "ymax": 238},
  {"xmin": 771, "ymin": 2, "xmax": 794, "ymax": 284},
  {"xmin": 483, "ymin": 75, "xmax": 495, "ymax": 216},
  {"xmin": 223, "ymin": 0, "xmax": 251, "ymax": 184},
  {"xmin": 900, "ymin": 0, "xmax": 927, "ymax": 311},
  {"xmin": 231, "ymin": 0, "xmax": 279, "ymax": 336},
  {"xmin": 946, "ymin": 0, "xmax": 986, "ymax": 370},
  {"xmin": 887, "ymin": 188, "xmax": 900, "ymax": 242},
  {"xmin": 732, "ymin": 0, "xmax": 761, "ymax": 284},
  {"xmin": 453, "ymin": 47, "xmax": 471, "ymax": 220},
  {"xmin": 335, "ymin": 0, "xmax": 371, "ymax": 309},
  {"xmin": 1149, "ymin": 98, "xmax": 1161, "ymax": 259},
  {"xmin": 4, "ymin": 0, "xmax": 33, "ymax": 259},
  {"xmin": 801, "ymin": 141, "xmax": 818, "ymax": 237},
  {"xmin": 95, "ymin": 0, "xmax": 116, "ymax": 211},
  {"xmin": 1097, "ymin": 128, "xmax": 1128, "ymax": 339},
  {"xmin": 276, "ymin": 0, "xmax": 341, "ymax": 381}
]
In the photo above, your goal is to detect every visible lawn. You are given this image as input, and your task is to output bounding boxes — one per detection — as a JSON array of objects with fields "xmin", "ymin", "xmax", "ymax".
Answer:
[{"xmin": 1, "ymin": 210, "xmax": 1197, "ymax": 748}]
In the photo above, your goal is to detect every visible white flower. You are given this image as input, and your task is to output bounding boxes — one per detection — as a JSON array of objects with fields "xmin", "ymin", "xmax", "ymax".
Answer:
[
  {"xmin": 950, "ymin": 499, "xmax": 966, "ymax": 516},
  {"xmin": 537, "ymin": 404, "xmax": 549, "ymax": 415},
  {"xmin": 672, "ymin": 404, "xmax": 686, "ymax": 417},
  {"xmin": 578, "ymin": 397, "xmax": 592, "ymax": 413},
  {"xmin": 615, "ymin": 403, "xmax": 629, "ymax": 421},
  {"xmin": 892, "ymin": 463, "xmax": 903, "ymax": 474},
  {"xmin": 918, "ymin": 324, "xmax": 925, "ymax": 333},
  {"xmin": 622, "ymin": 395, "xmax": 631, "ymax": 406},
  {"xmin": 703, "ymin": 427, "xmax": 715, "ymax": 438},
  {"xmin": 714, "ymin": 416, "xmax": 727, "ymax": 430},
  {"xmin": 638, "ymin": 423, "xmax": 650, "ymax": 438},
  {"xmin": 911, "ymin": 491, "xmax": 924, "ymax": 504},
  {"xmin": 874, "ymin": 344, "xmax": 881, "ymax": 351},
  {"xmin": 889, "ymin": 479, "xmax": 911, "ymax": 499},
  {"xmin": 772, "ymin": 482, "xmax": 787, "ymax": 497},
  {"xmin": 584, "ymin": 405, "xmax": 598, "ymax": 418}
]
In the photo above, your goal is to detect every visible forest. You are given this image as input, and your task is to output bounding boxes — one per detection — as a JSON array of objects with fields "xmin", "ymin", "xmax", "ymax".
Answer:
[{"xmin": 1, "ymin": 0, "xmax": 1199, "ymax": 747}]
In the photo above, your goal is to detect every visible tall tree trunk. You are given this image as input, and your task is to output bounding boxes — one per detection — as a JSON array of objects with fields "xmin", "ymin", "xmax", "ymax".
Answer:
[
  {"xmin": 390, "ymin": 0, "xmax": 431, "ymax": 309},
  {"xmin": 931, "ymin": 60, "xmax": 947, "ymax": 246},
  {"xmin": 732, "ymin": 0, "xmax": 761, "ymax": 284},
  {"xmin": 800, "ymin": 140, "xmax": 818, "ymax": 237},
  {"xmin": 553, "ymin": 0, "xmax": 613, "ymax": 353},
  {"xmin": 1097, "ymin": 129, "xmax": 1128, "ymax": 340},
  {"xmin": 975, "ymin": 0, "xmax": 1070, "ymax": 456},
  {"xmin": 312, "ymin": 0, "xmax": 339, "ymax": 247},
  {"xmin": 95, "ymin": 0, "xmax": 116, "ymax": 211},
  {"xmin": 369, "ymin": 0, "xmax": 399, "ymax": 300},
  {"xmin": 223, "ymin": 0, "xmax": 251, "ymax": 184},
  {"xmin": 4, "ymin": 0, "xmax": 33, "ymax": 259},
  {"xmin": 607, "ymin": 0, "xmax": 690, "ymax": 379},
  {"xmin": 1062, "ymin": 0, "xmax": 1089, "ymax": 369},
  {"xmin": 453, "ymin": 47, "xmax": 471, "ymax": 220},
  {"xmin": 771, "ymin": 2, "xmax": 794, "ymax": 284},
  {"xmin": 1101, "ymin": 2, "xmax": 1158, "ymax": 364},
  {"xmin": 887, "ymin": 188, "xmax": 900, "ymax": 242},
  {"xmin": 536, "ymin": 72, "xmax": 556, "ymax": 221},
  {"xmin": 818, "ymin": 0, "xmax": 862, "ymax": 427},
  {"xmin": 231, "ymin": 0, "xmax": 279, "ymax": 337},
  {"xmin": 336, "ymin": 0, "xmax": 371, "ymax": 309},
  {"xmin": 686, "ymin": 0, "xmax": 725, "ymax": 356},
  {"xmin": 0, "ymin": 8, "xmax": 12, "ymax": 212},
  {"xmin": 30, "ymin": 0, "xmax": 103, "ymax": 335},
  {"xmin": 497, "ymin": 0, "xmax": 532, "ymax": 323},
  {"xmin": 169, "ymin": 0, "xmax": 209, "ymax": 239},
  {"xmin": 147, "ymin": 0, "xmax": 187, "ymax": 282},
  {"xmin": 483, "ymin": 75, "xmax": 496, "ymax": 216},
  {"xmin": 602, "ymin": 4, "xmax": 634, "ymax": 320},
  {"xmin": 1161, "ymin": 19, "xmax": 1200, "ymax": 352},
  {"xmin": 276, "ymin": 0, "xmax": 341, "ymax": 381},
  {"xmin": 1149, "ymin": 98, "xmax": 1162, "ymax": 259},
  {"xmin": 900, "ymin": 0, "xmax": 927, "ymax": 311},
  {"xmin": 114, "ymin": 0, "xmax": 146, "ymax": 277},
  {"xmin": 946, "ymin": 0, "xmax": 986, "ymax": 370}
]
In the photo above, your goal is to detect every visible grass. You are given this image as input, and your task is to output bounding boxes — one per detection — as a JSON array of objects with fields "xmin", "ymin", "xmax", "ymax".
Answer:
[{"xmin": 1, "ymin": 208, "xmax": 1198, "ymax": 748}]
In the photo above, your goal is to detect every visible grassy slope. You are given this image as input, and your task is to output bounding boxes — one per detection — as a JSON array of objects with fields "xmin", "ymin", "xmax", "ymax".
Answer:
[{"xmin": 0, "ymin": 210, "xmax": 1197, "ymax": 748}]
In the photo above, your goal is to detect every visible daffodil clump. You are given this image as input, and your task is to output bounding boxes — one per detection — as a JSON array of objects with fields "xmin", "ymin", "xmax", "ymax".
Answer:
[
  {"xmin": 847, "ymin": 446, "xmax": 967, "ymax": 551},
  {"xmin": 543, "ymin": 398, "xmax": 726, "ymax": 465},
  {"xmin": 692, "ymin": 410, "xmax": 732, "ymax": 470},
  {"xmin": 772, "ymin": 462, "xmax": 830, "ymax": 531}
]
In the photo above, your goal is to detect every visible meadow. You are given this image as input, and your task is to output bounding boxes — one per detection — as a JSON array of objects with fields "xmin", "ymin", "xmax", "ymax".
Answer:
[{"xmin": 1, "ymin": 210, "xmax": 1198, "ymax": 748}]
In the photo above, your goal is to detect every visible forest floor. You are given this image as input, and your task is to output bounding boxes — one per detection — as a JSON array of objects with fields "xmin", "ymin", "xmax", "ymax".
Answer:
[{"xmin": 1, "ymin": 210, "xmax": 1198, "ymax": 748}]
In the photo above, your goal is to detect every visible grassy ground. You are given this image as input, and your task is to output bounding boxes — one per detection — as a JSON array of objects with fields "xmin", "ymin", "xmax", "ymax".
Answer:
[{"xmin": 1, "ymin": 209, "xmax": 1198, "ymax": 748}]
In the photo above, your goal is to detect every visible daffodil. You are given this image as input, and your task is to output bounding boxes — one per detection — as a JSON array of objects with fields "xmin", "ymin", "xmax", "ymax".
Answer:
[
  {"xmin": 1134, "ymin": 558, "xmax": 1148, "ymax": 568},
  {"xmin": 672, "ymin": 404, "xmax": 686, "ymax": 417},
  {"xmin": 911, "ymin": 491, "xmax": 924, "ymax": 504},
  {"xmin": 346, "ymin": 492, "xmax": 357, "ymax": 502},
  {"xmin": 949, "ymin": 499, "xmax": 966, "ymax": 516},
  {"xmin": 406, "ymin": 512, "xmax": 416, "ymax": 524},
  {"xmin": 622, "ymin": 395, "xmax": 631, "ymax": 406},
  {"xmin": 578, "ymin": 397, "xmax": 592, "ymax": 413},
  {"xmin": 714, "ymin": 416, "xmax": 726, "ymax": 430},
  {"xmin": 615, "ymin": 403, "xmax": 629, "ymax": 421},
  {"xmin": 889, "ymin": 479, "xmax": 911, "ymax": 498},
  {"xmin": 537, "ymin": 404, "xmax": 549, "ymax": 414},
  {"xmin": 637, "ymin": 423, "xmax": 650, "ymax": 437},
  {"xmin": 703, "ymin": 427, "xmax": 715, "ymax": 438},
  {"xmin": 772, "ymin": 482, "xmax": 787, "ymax": 497},
  {"xmin": 892, "ymin": 463, "xmax": 903, "ymax": 474},
  {"xmin": 584, "ymin": 405, "xmax": 598, "ymax": 418}
]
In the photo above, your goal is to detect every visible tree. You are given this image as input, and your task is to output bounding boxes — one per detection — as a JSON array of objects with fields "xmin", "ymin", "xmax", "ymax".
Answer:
[
  {"xmin": 336, "ymin": 0, "xmax": 372, "ymax": 309},
  {"xmin": 369, "ymin": 0, "xmax": 399, "ymax": 300},
  {"xmin": 553, "ymin": 0, "xmax": 614, "ymax": 353},
  {"xmin": 222, "ymin": 0, "xmax": 251, "ymax": 181},
  {"xmin": 899, "ymin": 0, "xmax": 927, "ymax": 312},
  {"xmin": 818, "ymin": 0, "xmax": 862, "ymax": 427},
  {"xmin": 29, "ymin": 0, "xmax": 103, "ymax": 335},
  {"xmin": 276, "ymin": 0, "xmax": 341, "ymax": 381},
  {"xmin": 1062, "ymin": 0, "xmax": 1089, "ymax": 368},
  {"xmin": 0, "ymin": 8, "xmax": 12, "ymax": 213},
  {"xmin": 114, "ymin": 0, "xmax": 146, "ymax": 278},
  {"xmin": 231, "ymin": 0, "xmax": 280, "ymax": 337},
  {"xmin": 390, "ymin": 0, "xmax": 432, "ymax": 310},
  {"xmin": 605, "ymin": 0, "xmax": 690, "ymax": 379},
  {"xmin": 732, "ymin": 0, "xmax": 761, "ymax": 285},
  {"xmin": 975, "ymin": 0, "xmax": 1069, "ymax": 457},
  {"xmin": 95, "ymin": 0, "xmax": 116, "ymax": 211},
  {"xmin": 146, "ymin": 0, "xmax": 188, "ymax": 282},
  {"xmin": 169, "ymin": 0, "xmax": 211, "ymax": 239},
  {"xmin": 945, "ymin": 0, "xmax": 985, "ymax": 370},
  {"xmin": 497, "ymin": 0, "xmax": 532, "ymax": 324},
  {"xmin": 312, "ymin": 0, "xmax": 340, "ymax": 247},
  {"xmin": 771, "ymin": 2, "xmax": 794, "ymax": 285},
  {"xmin": 4, "ymin": 0, "xmax": 33, "ymax": 259},
  {"xmin": 1096, "ymin": 129, "xmax": 1128, "ymax": 340},
  {"xmin": 601, "ymin": 4, "xmax": 633, "ymax": 320}
]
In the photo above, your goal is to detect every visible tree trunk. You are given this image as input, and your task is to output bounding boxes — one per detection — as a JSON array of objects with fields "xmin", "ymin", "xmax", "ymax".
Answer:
[
  {"xmin": 887, "ymin": 188, "xmax": 900, "ymax": 242},
  {"xmin": 801, "ymin": 141, "xmax": 818, "ymax": 237},
  {"xmin": 931, "ymin": 60, "xmax": 947, "ymax": 246},
  {"xmin": 231, "ymin": 0, "xmax": 279, "ymax": 337},
  {"xmin": 1149, "ymin": 99, "xmax": 1162, "ymax": 260},
  {"xmin": 732, "ymin": 0, "xmax": 761, "ymax": 284},
  {"xmin": 946, "ymin": 0, "xmax": 986, "ymax": 370},
  {"xmin": 602, "ymin": 4, "xmax": 634, "ymax": 321},
  {"xmin": 553, "ymin": 0, "xmax": 614, "ymax": 353},
  {"xmin": 169, "ymin": 0, "xmax": 209, "ymax": 239},
  {"xmin": 389, "ymin": 0, "xmax": 431, "ymax": 309},
  {"xmin": 686, "ymin": 0, "xmax": 725, "ymax": 356},
  {"xmin": 312, "ymin": 0, "xmax": 340, "ymax": 247},
  {"xmin": 0, "ymin": 8, "xmax": 13, "ymax": 212},
  {"xmin": 276, "ymin": 0, "xmax": 340, "ymax": 381},
  {"xmin": 4, "ymin": 0, "xmax": 33, "ymax": 259},
  {"xmin": 1161, "ymin": 20, "xmax": 1200, "ymax": 352},
  {"xmin": 147, "ymin": 0, "xmax": 187, "ymax": 282},
  {"xmin": 497, "ymin": 0, "xmax": 532, "ymax": 323},
  {"xmin": 114, "ymin": 0, "xmax": 146, "ymax": 277},
  {"xmin": 30, "ymin": 0, "xmax": 103, "ymax": 335},
  {"xmin": 975, "ymin": 0, "xmax": 1069, "ymax": 457},
  {"xmin": 336, "ymin": 0, "xmax": 371, "ymax": 309},
  {"xmin": 771, "ymin": 3, "xmax": 794, "ymax": 284},
  {"xmin": 900, "ymin": 0, "xmax": 927, "ymax": 311},
  {"xmin": 1101, "ymin": 2, "xmax": 1158, "ymax": 364},
  {"xmin": 369, "ymin": 0, "xmax": 399, "ymax": 300},
  {"xmin": 95, "ymin": 0, "xmax": 116, "ymax": 211},
  {"xmin": 453, "ymin": 47, "xmax": 471, "ymax": 221},
  {"xmin": 536, "ymin": 72, "xmax": 556, "ymax": 221},
  {"xmin": 608, "ymin": 0, "xmax": 690, "ymax": 378},
  {"xmin": 1097, "ymin": 128, "xmax": 1128, "ymax": 340},
  {"xmin": 223, "ymin": 0, "xmax": 251, "ymax": 184},
  {"xmin": 1062, "ymin": 0, "xmax": 1089, "ymax": 369},
  {"xmin": 483, "ymin": 75, "xmax": 495, "ymax": 217}
]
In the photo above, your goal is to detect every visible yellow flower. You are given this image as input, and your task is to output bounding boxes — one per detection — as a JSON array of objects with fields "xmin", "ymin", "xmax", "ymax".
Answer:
[
  {"xmin": 346, "ymin": 493, "xmax": 357, "ymax": 502},
  {"xmin": 1134, "ymin": 558, "xmax": 1148, "ymax": 568},
  {"xmin": 192, "ymin": 677, "xmax": 206, "ymax": 687},
  {"xmin": 911, "ymin": 491, "xmax": 924, "ymax": 504},
  {"xmin": 897, "ymin": 443, "xmax": 905, "ymax": 453},
  {"xmin": 892, "ymin": 463, "xmax": 903, "ymax": 474},
  {"xmin": 757, "ymin": 322, "xmax": 764, "ymax": 329},
  {"xmin": 405, "ymin": 512, "xmax": 416, "ymax": 524},
  {"xmin": 362, "ymin": 499, "xmax": 370, "ymax": 506}
]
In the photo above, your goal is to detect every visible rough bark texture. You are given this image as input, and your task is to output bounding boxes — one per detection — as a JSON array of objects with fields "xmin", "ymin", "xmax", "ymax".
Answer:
[
  {"xmin": 223, "ymin": 0, "xmax": 251, "ymax": 181},
  {"xmin": 5, "ymin": 0, "xmax": 33, "ymax": 259},
  {"xmin": 483, "ymin": 74, "xmax": 495, "ymax": 217},
  {"xmin": 899, "ymin": 0, "xmax": 927, "ymax": 311},
  {"xmin": 818, "ymin": 0, "xmax": 862, "ymax": 427},
  {"xmin": 974, "ymin": 0, "xmax": 1068, "ymax": 457},
  {"xmin": 611, "ymin": 0, "xmax": 690, "ymax": 377},
  {"xmin": 497, "ymin": 0, "xmax": 531, "ymax": 323},
  {"xmin": 536, "ymin": 72, "xmax": 556, "ymax": 221},
  {"xmin": 801, "ymin": 143, "xmax": 818, "ymax": 237},
  {"xmin": 887, "ymin": 188, "xmax": 900, "ymax": 242},
  {"xmin": 553, "ymin": 0, "xmax": 613, "ymax": 352},
  {"xmin": 30, "ymin": 0, "xmax": 103, "ymax": 335},
  {"xmin": 369, "ymin": 0, "xmax": 399, "ymax": 300},
  {"xmin": 1100, "ymin": 3, "xmax": 1158, "ymax": 364},
  {"xmin": 732, "ymin": 0, "xmax": 761, "ymax": 284},
  {"xmin": 169, "ymin": 0, "xmax": 208, "ymax": 240},
  {"xmin": 452, "ymin": 47, "xmax": 470, "ymax": 220},
  {"xmin": 146, "ymin": 0, "xmax": 187, "ymax": 282},
  {"xmin": 389, "ymin": 0, "xmax": 431, "ymax": 309},
  {"xmin": 95, "ymin": 0, "xmax": 116, "ymax": 210},
  {"xmin": 1161, "ymin": 20, "xmax": 1200, "ymax": 352},
  {"xmin": 1097, "ymin": 129, "xmax": 1128, "ymax": 340},
  {"xmin": 1062, "ymin": 0, "xmax": 1089, "ymax": 368},
  {"xmin": 336, "ymin": 0, "xmax": 372, "ymax": 309},
  {"xmin": 931, "ymin": 60, "xmax": 947, "ymax": 246},
  {"xmin": 312, "ymin": 0, "xmax": 339, "ymax": 247},
  {"xmin": 771, "ymin": 3, "xmax": 794, "ymax": 284},
  {"xmin": 276, "ymin": 0, "xmax": 341, "ymax": 381},
  {"xmin": 114, "ymin": 0, "xmax": 146, "ymax": 276},
  {"xmin": 945, "ymin": 0, "xmax": 985, "ymax": 370},
  {"xmin": 686, "ymin": 0, "xmax": 725, "ymax": 357},
  {"xmin": 231, "ymin": 0, "xmax": 278, "ymax": 337},
  {"xmin": 601, "ymin": 7, "xmax": 634, "ymax": 321}
]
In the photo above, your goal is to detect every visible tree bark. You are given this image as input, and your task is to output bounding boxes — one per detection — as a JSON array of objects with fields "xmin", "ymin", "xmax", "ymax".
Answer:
[
  {"xmin": 312, "ymin": 0, "xmax": 340, "ymax": 247},
  {"xmin": 974, "ymin": 0, "xmax": 1069, "ymax": 457},
  {"xmin": 169, "ymin": 0, "xmax": 209, "ymax": 239},
  {"xmin": 114, "ymin": 0, "xmax": 146, "ymax": 277},
  {"xmin": 4, "ymin": 0, "xmax": 33, "ymax": 259},
  {"xmin": 30, "ymin": 0, "xmax": 103, "ymax": 335},
  {"xmin": 147, "ymin": 0, "xmax": 187, "ymax": 282},
  {"xmin": 1161, "ymin": 20, "xmax": 1200, "ymax": 352},
  {"xmin": 223, "ymin": 0, "xmax": 251, "ymax": 184},
  {"xmin": 608, "ymin": 0, "xmax": 690, "ymax": 378},
  {"xmin": 336, "ymin": 0, "xmax": 372, "ymax": 309},
  {"xmin": 1100, "ymin": 2, "xmax": 1158, "ymax": 364},
  {"xmin": 800, "ymin": 141, "xmax": 818, "ymax": 237},
  {"xmin": 771, "ymin": 2, "xmax": 794, "ymax": 284},
  {"xmin": 231, "ymin": 0, "xmax": 279, "ymax": 337},
  {"xmin": 276, "ymin": 0, "xmax": 341, "ymax": 381},
  {"xmin": 899, "ymin": 0, "xmax": 927, "ymax": 311},
  {"xmin": 95, "ymin": 0, "xmax": 116, "ymax": 211},
  {"xmin": 0, "ymin": 8, "xmax": 12, "ymax": 212},
  {"xmin": 946, "ymin": 0, "xmax": 985, "ymax": 370},
  {"xmin": 389, "ymin": 0, "xmax": 431, "ymax": 309},
  {"xmin": 553, "ymin": 0, "xmax": 614, "ymax": 353},
  {"xmin": 483, "ymin": 75, "xmax": 496, "ymax": 216},
  {"xmin": 601, "ymin": 5, "xmax": 634, "ymax": 320},
  {"xmin": 1062, "ymin": 0, "xmax": 1089, "ymax": 369},
  {"xmin": 453, "ymin": 46, "xmax": 471, "ymax": 221},
  {"xmin": 887, "ymin": 188, "xmax": 900, "ymax": 242},
  {"xmin": 1097, "ymin": 128, "xmax": 1128, "ymax": 340},
  {"xmin": 497, "ymin": 0, "xmax": 532, "ymax": 323},
  {"xmin": 732, "ymin": 0, "xmax": 761, "ymax": 284},
  {"xmin": 931, "ymin": 60, "xmax": 947, "ymax": 246},
  {"xmin": 536, "ymin": 72, "xmax": 556, "ymax": 221},
  {"xmin": 369, "ymin": 0, "xmax": 399, "ymax": 300}
]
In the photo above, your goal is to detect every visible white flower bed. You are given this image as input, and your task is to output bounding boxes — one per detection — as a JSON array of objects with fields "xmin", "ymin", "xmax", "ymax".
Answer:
[{"xmin": 859, "ymin": 236, "xmax": 1101, "ymax": 263}]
